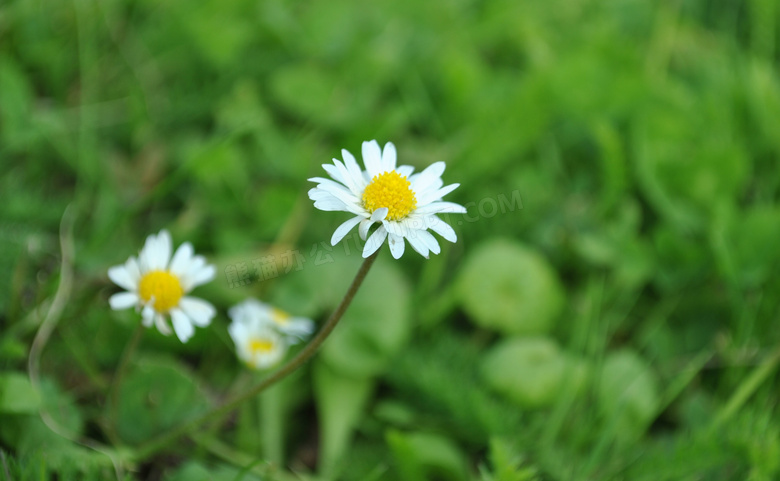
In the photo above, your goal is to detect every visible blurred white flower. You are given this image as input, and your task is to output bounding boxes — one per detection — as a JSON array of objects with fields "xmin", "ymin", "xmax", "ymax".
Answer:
[
  {"xmin": 308, "ymin": 140, "xmax": 466, "ymax": 259},
  {"xmin": 108, "ymin": 230, "xmax": 216, "ymax": 343},
  {"xmin": 228, "ymin": 320, "xmax": 287, "ymax": 370},
  {"xmin": 228, "ymin": 298, "xmax": 314, "ymax": 369}
]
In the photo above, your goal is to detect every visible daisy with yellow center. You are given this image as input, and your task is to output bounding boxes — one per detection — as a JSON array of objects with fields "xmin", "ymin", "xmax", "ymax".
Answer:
[
  {"xmin": 229, "ymin": 322, "xmax": 287, "ymax": 370},
  {"xmin": 108, "ymin": 230, "xmax": 217, "ymax": 343},
  {"xmin": 228, "ymin": 298, "xmax": 314, "ymax": 369},
  {"xmin": 308, "ymin": 140, "xmax": 466, "ymax": 259}
]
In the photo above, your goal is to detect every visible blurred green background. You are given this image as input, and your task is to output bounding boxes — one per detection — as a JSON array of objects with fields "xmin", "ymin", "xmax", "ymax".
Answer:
[{"xmin": 2, "ymin": 0, "xmax": 780, "ymax": 479}]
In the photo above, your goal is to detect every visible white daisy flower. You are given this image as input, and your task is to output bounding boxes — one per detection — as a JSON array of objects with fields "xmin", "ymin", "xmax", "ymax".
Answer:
[
  {"xmin": 107, "ymin": 229, "xmax": 217, "ymax": 343},
  {"xmin": 228, "ymin": 320, "xmax": 287, "ymax": 370},
  {"xmin": 228, "ymin": 298, "xmax": 314, "ymax": 346},
  {"xmin": 308, "ymin": 140, "xmax": 467, "ymax": 259}
]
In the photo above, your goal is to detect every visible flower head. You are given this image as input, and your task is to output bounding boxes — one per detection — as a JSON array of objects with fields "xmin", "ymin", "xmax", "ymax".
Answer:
[
  {"xmin": 229, "ymin": 321, "xmax": 287, "ymax": 370},
  {"xmin": 108, "ymin": 230, "xmax": 217, "ymax": 343},
  {"xmin": 308, "ymin": 140, "xmax": 466, "ymax": 259},
  {"xmin": 228, "ymin": 298, "xmax": 314, "ymax": 370}
]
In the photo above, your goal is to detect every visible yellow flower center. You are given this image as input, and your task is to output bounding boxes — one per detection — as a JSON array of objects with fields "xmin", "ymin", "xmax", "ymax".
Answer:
[
  {"xmin": 271, "ymin": 307, "xmax": 291, "ymax": 325},
  {"xmin": 138, "ymin": 270, "xmax": 183, "ymax": 313},
  {"xmin": 362, "ymin": 171, "xmax": 417, "ymax": 221},
  {"xmin": 249, "ymin": 339, "xmax": 275, "ymax": 354}
]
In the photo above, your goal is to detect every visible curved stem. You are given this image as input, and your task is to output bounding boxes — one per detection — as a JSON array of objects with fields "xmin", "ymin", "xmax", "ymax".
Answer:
[{"xmin": 134, "ymin": 249, "xmax": 381, "ymax": 460}]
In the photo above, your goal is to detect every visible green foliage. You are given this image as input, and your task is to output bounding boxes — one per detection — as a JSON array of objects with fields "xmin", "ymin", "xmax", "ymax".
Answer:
[
  {"xmin": 386, "ymin": 429, "xmax": 469, "ymax": 481},
  {"xmin": 115, "ymin": 357, "xmax": 212, "ymax": 445},
  {"xmin": 479, "ymin": 438, "xmax": 541, "ymax": 481},
  {"xmin": 2, "ymin": 0, "xmax": 780, "ymax": 478}
]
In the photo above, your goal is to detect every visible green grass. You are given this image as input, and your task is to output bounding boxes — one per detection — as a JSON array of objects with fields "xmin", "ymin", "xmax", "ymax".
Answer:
[{"xmin": 2, "ymin": 0, "xmax": 780, "ymax": 479}]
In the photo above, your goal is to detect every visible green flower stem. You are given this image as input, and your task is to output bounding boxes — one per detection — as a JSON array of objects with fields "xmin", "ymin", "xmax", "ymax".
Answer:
[
  {"xmin": 134, "ymin": 249, "xmax": 381, "ymax": 460},
  {"xmin": 259, "ymin": 381, "xmax": 285, "ymax": 465}
]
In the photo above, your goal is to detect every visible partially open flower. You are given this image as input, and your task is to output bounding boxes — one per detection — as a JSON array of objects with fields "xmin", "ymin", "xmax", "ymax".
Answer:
[
  {"xmin": 228, "ymin": 298, "xmax": 314, "ymax": 369},
  {"xmin": 108, "ymin": 230, "xmax": 216, "ymax": 343},
  {"xmin": 228, "ymin": 320, "xmax": 287, "ymax": 370},
  {"xmin": 308, "ymin": 140, "xmax": 466, "ymax": 259}
]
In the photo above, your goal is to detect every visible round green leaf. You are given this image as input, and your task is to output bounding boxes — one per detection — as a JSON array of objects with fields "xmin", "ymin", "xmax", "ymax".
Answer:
[
  {"xmin": 457, "ymin": 239, "xmax": 564, "ymax": 335},
  {"xmin": 598, "ymin": 350, "xmax": 659, "ymax": 439},
  {"xmin": 481, "ymin": 337, "xmax": 568, "ymax": 409},
  {"xmin": 0, "ymin": 372, "xmax": 40, "ymax": 414},
  {"xmin": 116, "ymin": 357, "xmax": 211, "ymax": 445}
]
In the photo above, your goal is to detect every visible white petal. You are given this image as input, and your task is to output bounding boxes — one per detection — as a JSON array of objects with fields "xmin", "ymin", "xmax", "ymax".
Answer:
[
  {"xmin": 314, "ymin": 198, "xmax": 351, "ymax": 212},
  {"xmin": 382, "ymin": 142, "xmax": 397, "ymax": 171},
  {"xmin": 157, "ymin": 230, "xmax": 173, "ymax": 269},
  {"xmin": 138, "ymin": 233, "xmax": 156, "ymax": 271},
  {"xmin": 169, "ymin": 242, "xmax": 194, "ymax": 277},
  {"xmin": 342, "ymin": 148, "xmax": 365, "ymax": 184},
  {"xmin": 406, "ymin": 235, "xmax": 430, "ymax": 259},
  {"xmin": 415, "ymin": 201, "xmax": 468, "ymax": 215},
  {"xmin": 362, "ymin": 225, "xmax": 387, "ymax": 258},
  {"xmin": 228, "ymin": 298, "xmax": 264, "ymax": 323},
  {"xmin": 308, "ymin": 175, "xmax": 347, "ymax": 189},
  {"xmin": 416, "ymin": 230, "xmax": 441, "ymax": 255},
  {"xmin": 109, "ymin": 292, "xmax": 139, "ymax": 310},
  {"xmin": 316, "ymin": 181, "xmax": 362, "ymax": 209},
  {"xmin": 362, "ymin": 140, "xmax": 383, "ymax": 178},
  {"xmin": 417, "ymin": 183, "xmax": 460, "ymax": 206},
  {"xmin": 398, "ymin": 216, "xmax": 427, "ymax": 234},
  {"xmin": 124, "ymin": 257, "xmax": 141, "ymax": 284},
  {"xmin": 182, "ymin": 263, "xmax": 216, "ymax": 291},
  {"xmin": 141, "ymin": 304, "xmax": 156, "ymax": 327},
  {"xmin": 322, "ymin": 163, "xmax": 345, "ymax": 183},
  {"xmin": 331, "ymin": 216, "xmax": 362, "ymax": 246},
  {"xmin": 370, "ymin": 207, "xmax": 389, "ymax": 222},
  {"xmin": 179, "ymin": 256, "xmax": 204, "ymax": 290},
  {"xmin": 171, "ymin": 308, "xmax": 195, "ymax": 342},
  {"xmin": 228, "ymin": 321, "xmax": 246, "ymax": 345},
  {"xmin": 308, "ymin": 188, "xmax": 334, "ymax": 201},
  {"xmin": 332, "ymin": 159, "xmax": 362, "ymax": 195},
  {"xmin": 309, "ymin": 182, "xmax": 363, "ymax": 215},
  {"xmin": 143, "ymin": 232, "xmax": 163, "ymax": 270},
  {"xmin": 396, "ymin": 165, "xmax": 415, "ymax": 178},
  {"xmin": 382, "ymin": 220, "xmax": 406, "ymax": 237},
  {"xmin": 154, "ymin": 313, "xmax": 172, "ymax": 336},
  {"xmin": 144, "ymin": 230, "xmax": 170, "ymax": 271},
  {"xmin": 279, "ymin": 318, "xmax": 315, "ymax": 344},
  {"xmin": 287, "ymin": 317, "xmax": 315, "ymax": 335},
  {"xmin": 415, "ymin": 176, "xmax": 444, "ymax": 195},
  {"xmin": 359, "ymin": 218, "xmax": 373, "ymax": 240},
  {"xmin": 409, "ymin": 161, "xmax": 446, "ymax": 192},
  {"xmin": 427, "ymin": 216, "xmax": 458, "ymax": 243},
  {"xmin": 387, "ymin": 233, "xmax": 405, "ymax": 259},
  {"xmin": 179, "ymin": 297, "xmax": 216, "ymax": 327},
  {"xmin": 108, "ymin": 264, "xmax": 137, "ymax": 291}
]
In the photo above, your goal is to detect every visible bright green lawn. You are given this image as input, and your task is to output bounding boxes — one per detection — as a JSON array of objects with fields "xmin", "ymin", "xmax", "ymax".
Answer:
[{"xmin": 2, "ymin": 0, "xmax": 780, "ymax": 479}]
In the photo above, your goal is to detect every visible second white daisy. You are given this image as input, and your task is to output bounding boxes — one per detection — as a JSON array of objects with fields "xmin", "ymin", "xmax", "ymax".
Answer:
[
  {"xmin": 308, "ymin": 140, "xmax": 466, "ymax": 259},
  {"xmin": 108, "ymin": 229, "xmax": 217, "ymax": 343}
]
